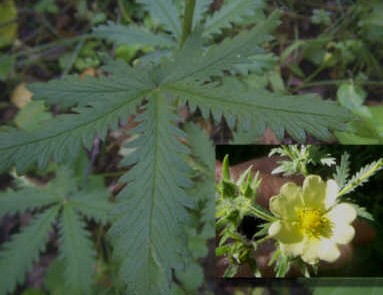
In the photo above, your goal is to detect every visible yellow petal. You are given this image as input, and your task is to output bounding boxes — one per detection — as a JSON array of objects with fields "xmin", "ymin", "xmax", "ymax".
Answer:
[
  {"xmin": 301, "ymin": 239, "xmax": 321, "ymax": 264},
  {"xmin": 280, "ymin": 242, "xmax": 305, "ymax": 257},
  {"xmin": 269, "ymin": 182, "xmax": 304, "ymax": 220},
  {"xmin": 268, "ymin": 220, "xmax": 304, "ymax": 243},
  {"xmin": 327, "ymin": 203, "xmax": 357, "ymax": 225},
  {"xmin": 302, "ymin": 175, "xmax": 326, "ymax": 209},
  {"xmin": 331, "ymin": 223, "xmax": 355, "ymax": 244},
  {"xmin": 318, "ymin": 238, "xmax": 341, "ymax": 262},
  {"xmin": 302, "ymin": 238, "xmax": 341, "ymax": 264},
  {"xmin": 325, "ymin": 179, "xmax": 339, "ymax": 209},
  {"xmin": 268, "ymin": 221, "xmax": 282, "ymax": 237}
]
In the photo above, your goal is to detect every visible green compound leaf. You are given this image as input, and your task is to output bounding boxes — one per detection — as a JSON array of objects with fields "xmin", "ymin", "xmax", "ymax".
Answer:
[
  {"xmin": 333, "ymin": 152, "xmax": 351, "ymax": 188},
  {"xmin": 110, "ymin": 95, "xmax": 192, "ymax": 295},
  {"xmin": 59, "ymin": 204, "xmax": 96, "ymax": 294},
  {"xmin": 70, "ymin": 188, "xmax": 113, "ymax": 225},
  {"xmin": 0, "ymin": 187, "xmax": 60, "ymax": 216},
  {"xmin": 93, "ymin": 21, "xmax": 176, "ymax": 48},
  {"xmin": 137, "ymin": 0, "xmax": 181, "ymax": 39},
  {"xmin": 0, "ymin": 94, "xmax": 145, "ymax": 173},
  {"xmin": 165, "ymin": 81, "xmax": 351, "ymax": 142},
  {"xmin": 0, "ymin": 206, "xmax": 59, "ymax": 293},
  {"xmin": 0, "ymin": 166, "xmax": 112, "ymax": 294},
  {"xmin": 160, "ymin": 14, "xmax": 278, "ymax": 84},
  {"xmin": 203, "ymin": 0, "xmax": 266, "ymax": 37},
  {"xmin": 338, "ymin": 159, "xmax": 383, "ymax": 197}
]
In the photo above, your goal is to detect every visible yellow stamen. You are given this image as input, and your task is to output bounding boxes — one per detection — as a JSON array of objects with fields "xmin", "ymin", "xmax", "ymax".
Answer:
[{"xmin": 297, "ymin": 208, "xmax": 333, "ymax": 238}]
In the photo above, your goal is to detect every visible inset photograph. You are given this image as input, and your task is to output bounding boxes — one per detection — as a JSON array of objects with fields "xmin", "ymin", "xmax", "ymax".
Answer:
[{"xmin": 216, "ymin": 145, "xmax": 383, "ymax": 278}]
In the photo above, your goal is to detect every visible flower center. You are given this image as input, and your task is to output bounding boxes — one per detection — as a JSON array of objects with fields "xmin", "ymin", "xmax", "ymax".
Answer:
[{"xmin": 297, "ymin": 208, "xmax": 332, "ymax": 239}]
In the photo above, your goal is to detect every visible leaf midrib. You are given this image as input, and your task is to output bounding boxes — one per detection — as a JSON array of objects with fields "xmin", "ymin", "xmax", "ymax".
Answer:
[
  {"xmin": 148, "ymin": 94, "xmax": 161, "ymax": 283},
  {"xmin": 164, "ymin": 84, "xmax": 349, "ymax": 118}
]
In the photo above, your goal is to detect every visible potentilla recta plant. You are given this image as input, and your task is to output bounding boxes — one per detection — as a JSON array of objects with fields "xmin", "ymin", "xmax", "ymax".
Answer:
[{"xmin": 0, "ymin": 0, "xmax": 352, "ymax": 294}]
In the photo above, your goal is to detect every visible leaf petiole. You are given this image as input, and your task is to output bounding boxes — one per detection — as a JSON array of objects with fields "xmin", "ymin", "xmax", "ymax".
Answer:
[{"xmin": 181, "ymin": 0, "xmax": 196, "ymax": 47}]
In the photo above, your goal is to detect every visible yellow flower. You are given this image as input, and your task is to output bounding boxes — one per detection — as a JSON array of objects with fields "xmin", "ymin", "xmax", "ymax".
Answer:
[{"xmin": 268, "ymin": 175, "xmax": 357, "ymax": 265}]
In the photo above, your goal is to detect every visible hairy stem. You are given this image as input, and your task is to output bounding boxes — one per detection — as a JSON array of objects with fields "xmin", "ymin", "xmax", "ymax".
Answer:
[
  {"xmin": 180, "ymin": 0, "xmax": 196, "ymax": 47},
  {"xmin": 61, "ymin": 37, "xmax": 86, "ymax": 77},
  {"xmin": 117, "ymin": 0, "xmax": 132, "ymax": 23},
  {"xmin": 338, "ymin": 159, "xmax": 383, "ymax": 197},
  {"xmin": 247, "ymin": 204, "xmax": 278, "ymax": 222}
]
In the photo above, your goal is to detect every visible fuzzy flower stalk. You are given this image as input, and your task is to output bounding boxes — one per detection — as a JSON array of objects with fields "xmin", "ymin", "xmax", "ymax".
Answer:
[{"xmin": 268, "ymin": 175, "xmax": 357, "ymax": 265}]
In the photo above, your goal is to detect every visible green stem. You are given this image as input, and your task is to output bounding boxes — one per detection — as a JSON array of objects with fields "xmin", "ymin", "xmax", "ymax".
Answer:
[
  {"xmin": 247, "ymin": 204, "xmax": 278, "ymax": 222},
  {"xmin": 180, "ymin": 0, "xmax": 196, "ymax": 47},
  {"xmin": 62, "ymin": 37, "xmax": 86, "ymax": 77},
  {"xmin": 302, "ymin": 63, "xmax": 327, "ymax": 84},
  {"xmin": 4, "ymin": 34, "xmax": 90, "ymax": 60},
  {"xmin": 299, "ymin": 163, "xmax": 309, "ymax": 177},
  {"xmin": 95, "ymin": 225, "xmax": 104, "ymax": 259},
  {"xmin": 117, "ymin": 0, "xmax": 132, "ymax": 23},
  {"xmin": 255, "ymin": 235, "xmax": 272, "ymax": 245}
]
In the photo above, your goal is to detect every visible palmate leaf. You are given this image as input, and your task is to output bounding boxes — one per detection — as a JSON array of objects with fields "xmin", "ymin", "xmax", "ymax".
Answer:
[
  {"xmin": 46, "ymin": 166, "xmax": 78, "ymax": 197},
  {"xmin": 110, "ymin": 94, "xmax": 192, "ymax": 295},
  {"xmin": 0, "ymin": 187, "xmax": 60, "ymax": 216},
  {"xmin": 93, "ymin": 21, "xmax": 176, "ymax": 48},
  {"xmin": 159, "ymin": 13, "xmax": 279, "ymax": 84},
  {"xmin": 164, "ymin": 80, "xmax": 351, "ymax": 142},
  {"xmin": 203, "ymin": 0, "xmax": 265, "ymax": 37},
  {"xmin": 137, "ymin": 0, "xmax": 181, "ymax": 39},
  {"xmin": 70, "ymin": 188, "xmax": 113, "ymax": 225},
  {"xmin": 0, "ymin": 165, "xmax": 112, "ymax": 294},
  {"xmin": 0, "ymin": 206, "xmax": 59, "ymax": 293},
  {"xmin": 59, "ymin": 204, "xmax": 96, "ymax": 294}
]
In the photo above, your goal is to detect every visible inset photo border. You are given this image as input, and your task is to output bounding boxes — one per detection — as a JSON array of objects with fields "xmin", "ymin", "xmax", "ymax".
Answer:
[{"xmin": 216, "ymin": 145, "xmax": 383, "ymax": 279}]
